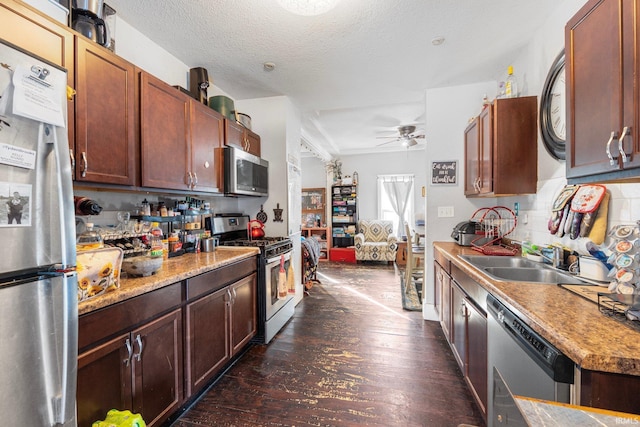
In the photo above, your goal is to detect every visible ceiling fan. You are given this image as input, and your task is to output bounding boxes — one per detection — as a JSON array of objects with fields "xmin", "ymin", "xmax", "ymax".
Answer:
[{"xmin": 376, "ymin": 125, "xmax": 425, "ymax": 148}]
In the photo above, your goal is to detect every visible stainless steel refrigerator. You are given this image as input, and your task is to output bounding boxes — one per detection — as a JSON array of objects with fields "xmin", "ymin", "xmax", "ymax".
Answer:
[{"xmin": 0, "ymin": 38, "xmax": 77, "ymax": 426}]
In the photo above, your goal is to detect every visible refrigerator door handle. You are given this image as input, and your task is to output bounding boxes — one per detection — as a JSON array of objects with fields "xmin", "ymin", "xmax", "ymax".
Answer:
[{"xmin": 134, "ymin": 334, "xmax": 144, "ymax": 362}]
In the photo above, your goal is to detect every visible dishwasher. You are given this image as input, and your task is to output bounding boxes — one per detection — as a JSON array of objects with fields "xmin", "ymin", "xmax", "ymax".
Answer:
[{"xmin": 486, "ymin": 294, "xmax": 574, "ymax": 426}]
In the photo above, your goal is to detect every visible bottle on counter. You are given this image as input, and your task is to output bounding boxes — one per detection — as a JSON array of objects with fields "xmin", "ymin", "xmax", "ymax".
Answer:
[
  {"xmin": 76, "ymin": 223, "xmax": 104, "ymax": 251},
  {"xmin": 141, "ymin": 198, "xmax": 151, "ymax": 216},
  {"xmin": 149, "ymin": 222, "xmax": 164, "ymax": 258},
  {"xmin": 505, "ymin": 65, "xmax": 518, "ymax": 98}
]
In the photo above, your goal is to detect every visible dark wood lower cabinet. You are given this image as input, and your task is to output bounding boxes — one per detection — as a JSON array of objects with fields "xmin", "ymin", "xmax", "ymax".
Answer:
[
  {"xmin": 185, "ymin": 286, "xmax": 230, "ymax": 398},
  {"xmin": 77, "ymin": 333, "xmax": 132, "ymax": 427},
  {"xmin": 132, "ymin": 310, "xmax": 183, "ymax": 426},
  {"xmin": 78, "ymin": 259, "xmax": 258, "ymax": 426},
  {"xmin": 185, "ymin": 272, "xmax": 257, "ymax": 399},
  {"xmin": 435, "ymin": 247, "xmax": 487, "ymax": 422},
  {"xmin": 451, "ymin": 282, "xmax": 466, "ymax": 370},
  {"xmin": 465, "ymin": 298, "xmax": 487, "ymax": 414},
  {"xmin": 230, "ymin": 274, "xmax": 257, "ymax": 354},
  {"xmin": 77, "ymin": 309, "xmax": 182, "ymax": 427}
]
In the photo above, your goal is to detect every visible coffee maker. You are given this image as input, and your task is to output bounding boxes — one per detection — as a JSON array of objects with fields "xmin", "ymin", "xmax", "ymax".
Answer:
[{"xmin": 72, "ymin": 0, "xmax": 110, "ymax": 48}]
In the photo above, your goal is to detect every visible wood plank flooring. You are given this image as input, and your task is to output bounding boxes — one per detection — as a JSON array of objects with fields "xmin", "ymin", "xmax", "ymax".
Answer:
[{"xmin": 172, "ymin": 262, "xmax": 485, "ymax": 427}]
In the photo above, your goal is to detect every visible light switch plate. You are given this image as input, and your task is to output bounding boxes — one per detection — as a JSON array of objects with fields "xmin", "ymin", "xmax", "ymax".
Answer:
[{"xmin": 437, "ymin": 206, "xmax": 454, "ymax": 218}]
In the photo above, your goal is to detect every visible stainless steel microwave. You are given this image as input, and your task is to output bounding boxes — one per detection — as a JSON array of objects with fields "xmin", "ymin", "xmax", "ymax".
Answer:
[{"xmin": 223, "ymin": 146, "xmax": 269, "ymax": 197}]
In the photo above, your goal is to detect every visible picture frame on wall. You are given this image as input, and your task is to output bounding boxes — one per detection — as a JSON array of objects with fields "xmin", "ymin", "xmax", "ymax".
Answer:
[{"xmin": 431, "ymin": 161, "xmax": 457, "ymax": 185}]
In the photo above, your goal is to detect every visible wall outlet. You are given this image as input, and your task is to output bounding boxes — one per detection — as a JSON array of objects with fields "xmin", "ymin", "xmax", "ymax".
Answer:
[{"xmin": 437, "ymin": 206, "xmax": 455, "ymax": 218}]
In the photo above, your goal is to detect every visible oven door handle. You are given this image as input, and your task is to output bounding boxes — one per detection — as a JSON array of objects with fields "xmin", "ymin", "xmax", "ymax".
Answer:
[{"xmin": 266, "ymin": 252, "xmax": 291, "ymax": 266}]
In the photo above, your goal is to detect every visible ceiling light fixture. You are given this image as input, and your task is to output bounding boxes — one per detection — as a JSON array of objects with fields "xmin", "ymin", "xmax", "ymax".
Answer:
[
  {"xmin": 431, "ymin": 36, "xmax": 445, "ymax": 46},
  {"xmin": 276, "ymin": 0, "xmax": 340, "ymax": 16},
  {"xmin": 263, "ymin": 62, "xmax": 276, "ymax": 71}
]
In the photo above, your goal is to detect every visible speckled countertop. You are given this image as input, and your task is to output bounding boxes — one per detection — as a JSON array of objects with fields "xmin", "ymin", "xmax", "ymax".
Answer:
[
  {"xmin": 78, "ymin": 247, "xmax": 260, "ymax": 316},
  {"xmin": 434, "ymin": 242, "xmax": 640, "ymax": 376}
]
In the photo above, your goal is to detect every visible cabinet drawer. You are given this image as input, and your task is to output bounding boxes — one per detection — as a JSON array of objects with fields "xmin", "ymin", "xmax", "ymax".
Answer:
[
  {"xmin": 79, "ymin": 282, "xmax": 182, "ymax": 351},
  {"xmin": 451, "ymin": 264, "xmax": 488, "ymax": 314},
  {"xmin": 434, "ymin": 248, "xmax": 451, "ymax": 274},
  {"xmin": 186, "ymin": 257, "xmax": 257, "ymax": 300}
]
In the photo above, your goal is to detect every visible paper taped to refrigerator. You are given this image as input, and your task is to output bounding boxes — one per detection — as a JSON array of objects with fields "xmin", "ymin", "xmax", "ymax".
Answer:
[
  {"xmin": 11, "ymin": 64, "xmax": 65, "ymax": 127},
  {"xmin": 0, "ymin": 142, "xmax": 35, "ymax": 169}
]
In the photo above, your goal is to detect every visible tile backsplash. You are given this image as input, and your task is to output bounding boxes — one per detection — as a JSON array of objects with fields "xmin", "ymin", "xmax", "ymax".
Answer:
[{"xmin": 514, "ymin": 177, "xmax": 640, "ymax": 254}]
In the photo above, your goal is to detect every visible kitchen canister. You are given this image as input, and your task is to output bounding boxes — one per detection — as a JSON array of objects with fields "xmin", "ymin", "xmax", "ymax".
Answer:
[
  {"xmin": 201, "ymin": 236, "xmax": 219, "ymax": 253},
  {"xmin": 208, "ymin": 95, "xmax": 235, "ymax": 121}
]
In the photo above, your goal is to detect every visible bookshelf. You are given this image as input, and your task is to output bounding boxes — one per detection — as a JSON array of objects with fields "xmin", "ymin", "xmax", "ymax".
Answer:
[{"xmin": 331, "ymin": 184, "xmax": 358, "ymax": 247}]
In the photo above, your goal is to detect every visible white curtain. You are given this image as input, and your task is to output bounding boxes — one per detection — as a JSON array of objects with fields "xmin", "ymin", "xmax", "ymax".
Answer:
[{"xmin": 382, "ymin": 177, "xmax": 413, "ymax": 237}]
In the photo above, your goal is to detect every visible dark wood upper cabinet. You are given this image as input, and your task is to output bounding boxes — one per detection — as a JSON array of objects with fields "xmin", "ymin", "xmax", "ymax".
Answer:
[
  {"xmin": 190, "ymin": 101, "xmax": 224, "ymax": 193},
  {"xmin": 464, "ymin": 97, "xmax": 537, "ymax": 197},
  {"xmin": 566, "ymin": 0, "xmax": 640, "ymax": 183},
  {"xmin": 140, "ymin": 71, "xmax": 191, "ymax": 191},
  {"xmin": 224, "ymin": 119, "xmax": 261, "ymax": 157},
  {"xmin": 75, "ymin": 38, "xmax": 137, "ymax": 185}
]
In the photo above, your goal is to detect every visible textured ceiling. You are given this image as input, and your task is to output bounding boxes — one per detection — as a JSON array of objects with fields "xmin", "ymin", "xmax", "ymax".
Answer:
[{"xmin": 105, "ymin": 0, "xmax": 563, "ymax": 158}]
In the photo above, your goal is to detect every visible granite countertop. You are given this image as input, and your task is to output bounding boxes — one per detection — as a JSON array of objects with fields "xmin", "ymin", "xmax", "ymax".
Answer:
[
  {"xmin": 434, "ymin": 241, "xmax": 640, "ymax": 376},
  {"xmin": 78, "ymin": 247, "xmax": 260, "ymax": 316}
]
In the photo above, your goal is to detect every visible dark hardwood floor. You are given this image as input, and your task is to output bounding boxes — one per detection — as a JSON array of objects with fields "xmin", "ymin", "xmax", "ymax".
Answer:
[{"xmin": 172, "ymin": 262, "xmax": 485, "ymax": 427}]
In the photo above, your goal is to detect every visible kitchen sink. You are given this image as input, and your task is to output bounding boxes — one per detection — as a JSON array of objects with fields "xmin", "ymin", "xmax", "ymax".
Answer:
[
  {"xmin": 459, "ymin": 255, "xmax": 585, "ymax": 284},
  {"xmin": 459, "ymin": 255, "xmax": 541, "ymax": 269}
]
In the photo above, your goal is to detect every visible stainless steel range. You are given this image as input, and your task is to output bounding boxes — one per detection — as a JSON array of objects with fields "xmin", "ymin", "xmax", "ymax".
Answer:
[{"xmin": 212, "ymin": 215, "xmax": 294, "ymax": 344}]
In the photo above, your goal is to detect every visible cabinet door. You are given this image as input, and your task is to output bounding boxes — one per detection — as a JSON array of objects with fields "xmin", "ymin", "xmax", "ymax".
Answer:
[
  {"xmin": 140, "ymin": 72, "xmax": 190, "ymax": 190},
  {"xmin": 245, "ymin": 129, "xmax": 261, "ymax": 156},
  {"xmin": 478, "ymin": 106, "xmax": 493, "ymax": 194},
  {"xmin": 230, "ymin": 273, "xmax": 257, "ymax": 355},
  {"xmin": 465, "ymin": 298, "xmax": 487, "ymax": 417},
  {"xmin": 566, "ymin": 0, "xmax": 628, "ymax": 179},
  {"xmin": 224, "ymin": 119, "xmax": 246, "ymax": 151},
  {"xmin": 450, "ymin": 282, "xmax": 466, "ymax": 371},
  {"xmin": 185, "ymin": 286, "xmax": 230, "ymax": 398},
  {"xmin": 77, "ymin": 333, "xmax": 132, "ymax": 427},
  {"xmin": 190, "ymin": 100, "xmax": 224, "ymax": 193},
  {"xmin": 434, "ymin": 262, "xmax": 443, "ymax": 317},
  {"xmin": 0, "ymin": 0, "xmax": 75, "ymax": 169},
  {"xmin": 75, "ymin": 38, "xmax": 136, "ymax": 185},
  {"xmin": 440, "ymin": 269, "xmax": 451, "ymax": 341},
  {"xmin": 132, "ymin": 309, "xmax": 183, "ymax": 427},
  {"xmin": 464, "ymin": 118, "xmax": 480, "ymax": 195}
]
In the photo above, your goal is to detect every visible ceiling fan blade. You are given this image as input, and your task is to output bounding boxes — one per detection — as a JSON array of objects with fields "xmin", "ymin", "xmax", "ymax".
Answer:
[
  {"xmin": 412, "ymin": 134, "xmax": 426, "ymax": 139},
  {"xmin": 377, "ymin": 139, "xmax": 398, "ymax": 147},
  {"xmin": 376, "ymin": 136, "xmax": 399, "ymax": 139}
]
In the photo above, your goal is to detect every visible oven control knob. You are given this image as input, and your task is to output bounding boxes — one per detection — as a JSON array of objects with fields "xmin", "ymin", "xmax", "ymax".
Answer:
[{"xmin": 497, "ymin": 310, "xmax": 505, "ymax": 323}]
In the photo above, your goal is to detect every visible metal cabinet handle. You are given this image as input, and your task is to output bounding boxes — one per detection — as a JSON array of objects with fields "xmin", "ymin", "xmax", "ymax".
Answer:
[
  {"xmin": 187, "ymin": 171, "xmax": 193, "ymax": 187},
  {"xmin": 192, "ymin": 172, "xmax": 198, "ymax": 187},
  {"xmin": 460, "ymin": 299, "xmax": 467, "ymax": 316},
  {"xmin": 124, "ymin": 337, "xmax": 133, "ymax": 367},
  {"xmin": 69, "ymin": 149, "xmax": 75, "ymax": 170},
  {"xmin": 81, "ymin": 152, "xmax": 88, "ymax": 178},
  {"xmin": 232, "ymin": 287, "xmax": 237, "ymax": 302},
  {"xmin": 618, "ymin": 126, "xmax": 631, "ymax": 163},
  {"xmin": 606, "ymin": 131, "xmax": 618, "ymax": 166},
  {"xmin": 134, "ymin": 334, "xmax": 143, "ymax": 362}
]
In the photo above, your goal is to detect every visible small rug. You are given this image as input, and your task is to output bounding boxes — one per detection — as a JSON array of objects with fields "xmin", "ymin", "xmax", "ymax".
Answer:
[{"xmin": 401, "ymin": 275, "xmax": 422, "ymax": 311}]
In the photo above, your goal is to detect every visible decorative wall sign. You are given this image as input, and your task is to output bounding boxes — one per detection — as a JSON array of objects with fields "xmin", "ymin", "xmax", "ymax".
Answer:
[{"xmin": 431, "ymin": 161, "xmax": 457, "ymax": 185}]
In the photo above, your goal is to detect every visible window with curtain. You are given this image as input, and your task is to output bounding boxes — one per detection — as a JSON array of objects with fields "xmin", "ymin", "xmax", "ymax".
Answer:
[{"xmin": 377, "ymin": 174, "xmax": 414, "ymax": 238}]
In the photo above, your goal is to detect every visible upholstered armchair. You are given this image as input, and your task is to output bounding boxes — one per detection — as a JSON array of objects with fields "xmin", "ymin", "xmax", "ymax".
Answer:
[{"xmin": 354, "ymin": 220, "xmax": 398, "ymax": 262}]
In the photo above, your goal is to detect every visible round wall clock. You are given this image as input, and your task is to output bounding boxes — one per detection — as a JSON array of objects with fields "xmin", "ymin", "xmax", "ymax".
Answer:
[{"xmin": 540, "ymin": 50, "xmax": 566, "ymax": 160}]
